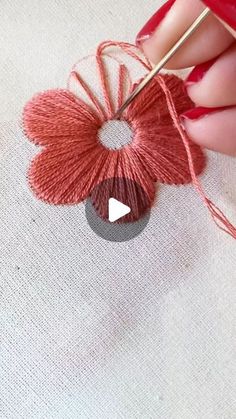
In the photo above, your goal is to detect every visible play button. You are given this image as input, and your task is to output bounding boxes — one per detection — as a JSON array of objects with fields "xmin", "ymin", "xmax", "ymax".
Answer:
[
  {"xmin": 85, "ymin": 178, "xmax": 151, "ymax": 242},
  {"xmin": 108, "ymin": 198, "xmax": 131, "ymax": 222}
]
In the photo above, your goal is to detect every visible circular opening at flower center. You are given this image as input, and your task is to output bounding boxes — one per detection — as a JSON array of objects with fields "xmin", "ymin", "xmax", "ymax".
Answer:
[{"xmin": 98, "ymin": 120, "xmax": 133, "ymax": 150}]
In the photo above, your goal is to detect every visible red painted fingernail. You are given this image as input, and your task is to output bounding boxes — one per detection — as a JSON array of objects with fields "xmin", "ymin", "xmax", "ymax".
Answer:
[
  {"xmin": 136, "ymin": 0, "xmax": 176, "ymax": 46},
  {"xmin": 181, "ymin": 107, "xmax": 224, "ymax": 121},
  {"xmin": 185, "ymin": 57, "xmax": 217, "ymax": 87},
  {"xmin": 202, "ymin": 0, "xmax": 236, "ymax": 30}
]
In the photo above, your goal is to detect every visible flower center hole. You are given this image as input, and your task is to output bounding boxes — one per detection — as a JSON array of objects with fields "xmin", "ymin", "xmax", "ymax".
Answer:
[{"xmin": 98, "ymin": 120, "xmax": 133, "ymax": 150}]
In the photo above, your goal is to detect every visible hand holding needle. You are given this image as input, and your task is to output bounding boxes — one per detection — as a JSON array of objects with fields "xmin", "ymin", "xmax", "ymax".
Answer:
[
  {"xmin": 119, "ymin": 0, "xmax": 236, "ymax": 156},
  {"xmin": 115, "ymin": 7, "xmax": 211, "ymax": 119}
]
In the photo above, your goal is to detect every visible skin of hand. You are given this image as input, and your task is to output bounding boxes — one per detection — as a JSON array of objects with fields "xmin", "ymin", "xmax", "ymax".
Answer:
[{"xmin": 136, "ymin": 0, "xmax": 236, "ymax": 156}]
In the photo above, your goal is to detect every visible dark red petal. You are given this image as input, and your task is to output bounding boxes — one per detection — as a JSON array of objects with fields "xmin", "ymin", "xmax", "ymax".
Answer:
[{"xmin": 23, "ymin": 89, "xmax": 101, "ymax": 147}]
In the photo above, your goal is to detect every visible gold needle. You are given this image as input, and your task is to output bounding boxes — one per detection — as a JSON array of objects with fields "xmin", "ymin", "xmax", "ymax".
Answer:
[{"xmin": 115, "ymin": 7, "xmax": 211, "ymax": 119}]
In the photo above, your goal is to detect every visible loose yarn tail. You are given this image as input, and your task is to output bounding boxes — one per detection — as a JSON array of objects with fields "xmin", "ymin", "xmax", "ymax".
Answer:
[{"xmin": 157, "ymin": 76, "xmax": 236, "ymax": 239}]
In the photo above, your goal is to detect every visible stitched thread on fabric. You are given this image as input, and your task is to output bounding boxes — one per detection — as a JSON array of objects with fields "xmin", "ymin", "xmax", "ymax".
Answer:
[{"xmin": 22, "ymin": 41, "xmax": 236, "ymax": 238}]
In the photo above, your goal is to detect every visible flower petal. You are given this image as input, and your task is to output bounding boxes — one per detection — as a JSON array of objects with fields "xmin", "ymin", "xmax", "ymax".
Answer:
[
  {"xmin": 29, "ymin": 138, "xmax": 156, "ymax": 213},
  {"xmin": 29, "ymin": 143, "xmax": 111, "ymax": 204},
  {"xmin": 90, "ymin": 147, "xmax": 156, "ymax": 222},
  {"xmin": 126, "ymin": 74, "xmax": 206, "ymax": 185},
  {"xmin": 23, "ymin": 89, "xmax": 101, "ymax": 146},
  {"xmin": 126, "ymin": 74, "xmax": 192, "ymax": 122}
]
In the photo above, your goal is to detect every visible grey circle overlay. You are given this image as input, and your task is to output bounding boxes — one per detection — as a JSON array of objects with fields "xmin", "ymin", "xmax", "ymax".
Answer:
[{"xmin": 85, "ymin": 178, "xmax": 150, "ymax": 242}]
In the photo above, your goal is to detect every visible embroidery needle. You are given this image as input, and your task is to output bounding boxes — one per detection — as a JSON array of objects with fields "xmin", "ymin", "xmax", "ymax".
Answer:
[{"xmin": 115, "ymin": 7, "xmax": 211, "ymax": 119}]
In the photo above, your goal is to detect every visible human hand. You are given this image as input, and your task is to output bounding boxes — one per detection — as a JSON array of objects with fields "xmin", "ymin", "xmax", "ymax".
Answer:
[{"xmin": 136, "ymin": 0, "xmax": 236, "ymax": 156}]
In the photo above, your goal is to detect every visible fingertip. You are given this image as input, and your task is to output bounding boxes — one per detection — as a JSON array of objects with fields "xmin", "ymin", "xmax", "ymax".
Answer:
[
  {"xmin": 181, "ymin": 107, "xmax": 236, "ymax": 156},
  {"xmin": 136, "ymin": 0, "xmax": 176, "ymax": 47},
  {"xmin": 185, "ymin": 44, "xmax": 236, "ymax": 107}
]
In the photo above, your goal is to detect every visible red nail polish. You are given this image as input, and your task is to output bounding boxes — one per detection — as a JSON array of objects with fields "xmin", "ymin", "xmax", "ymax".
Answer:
[
  {"xmin": 202, "ymin": 0, "xmax": 236, "ymax": 30},
  {"xmin": 181, "ymin": 107, "xmax": 224, "ymax": 121},
  {"xmin": 185, "ymin": 57, "xmax": 217, "ymax": 86},
  {"xmin": 136, "ymin": 0, "xmax": 176, "ymax": 46}
]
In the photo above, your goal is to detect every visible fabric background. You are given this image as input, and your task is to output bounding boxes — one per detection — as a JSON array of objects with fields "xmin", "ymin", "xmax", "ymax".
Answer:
[{"xmin": 0, "ymin": 1, "xmax": 236, "ymax": 418}]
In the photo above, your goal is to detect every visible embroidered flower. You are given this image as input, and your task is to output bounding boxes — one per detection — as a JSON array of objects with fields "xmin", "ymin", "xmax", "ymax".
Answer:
[{"xmin": 23, "ymin": 74, "xmax": 206, "ymax": 222}]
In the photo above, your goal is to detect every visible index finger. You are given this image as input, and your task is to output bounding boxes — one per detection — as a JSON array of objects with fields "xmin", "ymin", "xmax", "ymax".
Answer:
[{"xmin": 137, "ymin": 0, "xmax": 234, "ymax": 69}]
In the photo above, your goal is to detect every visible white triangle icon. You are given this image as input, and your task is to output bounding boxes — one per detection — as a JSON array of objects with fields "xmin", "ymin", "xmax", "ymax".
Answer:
[{"xmin": 108, "ymin": 198, "xmax": 131, "ymax": 223}]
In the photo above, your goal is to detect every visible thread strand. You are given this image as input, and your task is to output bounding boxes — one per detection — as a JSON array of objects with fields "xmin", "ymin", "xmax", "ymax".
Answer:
[{"xmin": 157, "ymin": 76, "xmax": 236, "ymax": 239}]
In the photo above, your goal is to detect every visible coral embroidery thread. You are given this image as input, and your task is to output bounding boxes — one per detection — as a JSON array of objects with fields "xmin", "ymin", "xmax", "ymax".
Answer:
[{"xmin": 23, "ymin": 41, "xmax": 236, "ymax": 238}]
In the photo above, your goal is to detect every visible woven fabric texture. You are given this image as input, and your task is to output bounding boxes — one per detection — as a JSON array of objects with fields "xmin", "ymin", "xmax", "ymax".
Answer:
[{"xmin": 0, "ymin": 1, "xmax": 236, "ymax": 418}]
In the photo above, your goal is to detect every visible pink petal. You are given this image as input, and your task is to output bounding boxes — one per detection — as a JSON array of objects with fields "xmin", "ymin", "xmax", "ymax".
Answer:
[
  {"xmin": 29, "ymin": 143, "xmax": 110, "ymax": 204},
  {"xmin": 23, "ymin": 89, "xmax": 101, "ymax": 146},
  {"xmin": 90, "ymin": 148, "xmax": 156, "ymax": 222},
  {"xmin": 126, "ymin": 74, "xmax": 206, "ymax": 184}
]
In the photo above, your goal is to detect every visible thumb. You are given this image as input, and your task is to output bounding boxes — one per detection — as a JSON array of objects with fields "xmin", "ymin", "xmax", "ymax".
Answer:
[
  {"xmin": 202, "ymin": 0, "xmax": 236, "ymax": 37},
  {"xmin": 136, "ymin": 0, "xmax": 234, "ymax": 69}
]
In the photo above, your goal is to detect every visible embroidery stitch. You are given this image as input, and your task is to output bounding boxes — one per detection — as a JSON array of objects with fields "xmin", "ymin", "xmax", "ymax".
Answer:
[{"xmin": 22, "ymin": 41, "xmax": 236, "ymax": 237}]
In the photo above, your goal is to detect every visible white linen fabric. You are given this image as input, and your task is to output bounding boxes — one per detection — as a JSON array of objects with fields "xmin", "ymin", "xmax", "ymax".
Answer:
[{"xmin": 0, "ymin": 1, "xmax": 236, "ymax": 418}]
